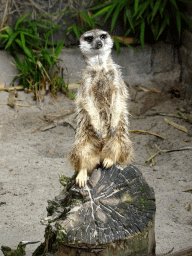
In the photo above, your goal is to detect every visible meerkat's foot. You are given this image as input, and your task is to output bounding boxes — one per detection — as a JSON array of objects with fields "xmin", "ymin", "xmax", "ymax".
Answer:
[
  {"xmin": 103, "ymin": 158, "xmax": 114, "ymax": 169},
  {"xmin": 76, "ymin": 168, "xmax": 87, "ymax": 188}
]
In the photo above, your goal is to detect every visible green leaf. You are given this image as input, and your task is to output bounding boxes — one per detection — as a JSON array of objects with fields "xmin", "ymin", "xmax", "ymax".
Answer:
[
  {"xmin": 80, "ymin": 12, "xmax": 94, "ymax": 28},
  {"xmin": 5, "ymin": 27, "xmax": 13, "ymax": 36},
  {"xmin": 125, "ymin": 43, "xmax": 138, "ymax": 53},
  {"xmin": 53, "ymin": 38, "xmax": 65, "ymax": 62},
  {"xmin": 124, "ymin": 27, "xmax": 132, "ymax": 37},
  {"xmin": 134, "ymin": 0, "xmax": 140, "ymax": 15},
  {"xmin": 105, "ymin": 2, "xmax": 117, "ymax": 22},
  {"xmin": 44, "ymin": 53, "xmax": 52, "ymax": 66},
  {"xmin": 12, "ymin": 52, "xmax": 22, "ymax": 67},
  {"xmin": 160, "ymin": 0, "xmax": 167, "ymax": 16},
  {"xmin": 157, "ymin": 14, "xmax": 169, "ymax": 39},
  {"xmin": 151, "ymin": 0, "xmax": 162, "ymax": 21},
  {"xmin": 80, "ymin": 12, "xmax": 91, "ymax": 26},
  {"xmin": 22, "ymin": 31, "xmax": 40, "ymax": 40},
  {"xmin": 5, "ymin": 31, "xmax": 19, "ymax": 50},
  {"xmin": 24, "ymin": 19, "xmax": 35, "ymax": 31},
  {"xmin": 89, "ymin": 1, "xmax": 112, "ymax": 11},
  {"xmin": 36, "ymin": 22, "xmax": 50, "ymax": 30},
  {"xmin": 111, "ymin": 3, "xmax": 122, "ymax": 31},
  {"xmin": 125, "ymin": 7, "xmax": 134, "ymax": 30},
  {"xmin": 113, "ymin": 37, "xmax": 120, "ymax": 55},
  {"xmin": 124, "ymin": 8, "xmax": 127, "ymax": 26},
  {"xmin": 69, "ymin": 24, "xmax": 80, "ymax": 39},
  {"xmin": 45, "ymin": 27, "xmax": 59, "ymax": 39},
  {"xmin": 20, "ymin": 32, "xmax": 25, "ymax": 46},
  {"xmin": 170, "ymin": 0, "xmax": 179, "ymax": 10},
  {"xmin": 60, "ymin": 78, "xmax": 75, "ymax": 99},
  {"xmin": 15, "ymin": 38, "xmax": 22, "ymax": 48},
  {"xmin": 0, "ymin": 34, "xmax": 8, "ymax": 39},
  {"xmin": 20, "ymin": 32, "xmax": 33, "ymax": 59},
  {"xmin": 153, "ymin": 16, "xmax": 160, "ymax": 40},
  {"xmin": 39, "ymin": 19, "xmax": 60, "ymax": 28},
  {"xmin": 15, "ymin": 12, "xmax": 31, "ymax": 30},
  {"xmin": 1, "ymin": 38, "xmax": 8, "ymax": 45},
  {"xmin": 67, "ymin": 90, "xmax": 76, "ymax": 99},
  {"xmin": 140, "ymin": 20, "xmax": 145, "ymax": 49},
  {"xmin": 57, "ymin": 77, "xmax": 61, "ymax": 85},
  {"xmin": 91, "ymin": 5, "xmax": 111, "ymax": 19},
  {"xmin": 136, "ymin": 0, "xmax": 152, "ymax": 19}
]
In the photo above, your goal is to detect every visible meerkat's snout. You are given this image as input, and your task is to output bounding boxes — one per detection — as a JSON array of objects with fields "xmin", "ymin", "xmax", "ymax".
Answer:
[{"xmin": 95, "ymin": 40, "xmax": 102, "ymax": 49}]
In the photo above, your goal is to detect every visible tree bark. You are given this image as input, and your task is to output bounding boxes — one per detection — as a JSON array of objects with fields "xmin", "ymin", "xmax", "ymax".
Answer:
[{"xmin": 33, "ymin": 164, "xmax": 156, "ymax": 256}]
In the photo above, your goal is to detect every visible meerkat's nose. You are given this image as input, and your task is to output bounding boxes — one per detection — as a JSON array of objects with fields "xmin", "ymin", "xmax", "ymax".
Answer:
[{"xmin": 95, "ymin": 40, "xmax": 102, "ymax": 49}]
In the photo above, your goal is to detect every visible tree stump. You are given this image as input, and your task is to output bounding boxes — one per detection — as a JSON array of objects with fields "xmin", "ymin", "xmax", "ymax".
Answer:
[{"xmin": 33, "ymin": 165, "xmax": 156, "ymax": 256}]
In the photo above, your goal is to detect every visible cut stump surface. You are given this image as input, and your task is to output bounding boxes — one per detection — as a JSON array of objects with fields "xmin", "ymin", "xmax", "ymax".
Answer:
[{"xmin": 34, "ymin": 165, "xmax": 156, "ymax": 256}]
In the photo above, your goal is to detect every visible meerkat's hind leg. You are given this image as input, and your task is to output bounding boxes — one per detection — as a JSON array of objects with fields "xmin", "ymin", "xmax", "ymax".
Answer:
[
  {"xmin": 76, "ymin": 168, "xmax": 87, "ymax": 187},
  {"xmin": 102, "ymin": 136, "xmax": 122, "ymax": 169}
]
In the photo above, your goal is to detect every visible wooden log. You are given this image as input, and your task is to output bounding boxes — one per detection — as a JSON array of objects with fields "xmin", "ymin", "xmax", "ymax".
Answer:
[{"xmin": 34, "ymin": 165, "xmax": 156, "ymax": 256}]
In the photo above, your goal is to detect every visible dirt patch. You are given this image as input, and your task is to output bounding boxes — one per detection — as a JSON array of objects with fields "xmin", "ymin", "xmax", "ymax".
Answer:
[{"xmin": 0, "ymin": 87, "xmax": 192, "ymax": 255}]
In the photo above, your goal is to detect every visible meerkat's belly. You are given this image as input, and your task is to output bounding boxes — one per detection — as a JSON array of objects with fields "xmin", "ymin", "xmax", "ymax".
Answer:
[
  {"xmin": 92, "ymin": 70, "xmax": 113, "ymax": 106},
  {"xmin": 91, "ymin": 71, "xmax": 114, "ymax": 136}
]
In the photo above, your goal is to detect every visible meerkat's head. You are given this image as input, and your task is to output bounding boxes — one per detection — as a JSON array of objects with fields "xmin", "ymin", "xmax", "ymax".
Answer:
[{"xmin": 79, "ymin": 29, "xmax": 113, "ymax": 58}]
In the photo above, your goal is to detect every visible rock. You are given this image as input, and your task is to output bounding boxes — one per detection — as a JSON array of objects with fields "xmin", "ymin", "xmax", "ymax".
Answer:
[{"xmin": 34, "ymin": 165, "xmax": 156, "ymax": 256}]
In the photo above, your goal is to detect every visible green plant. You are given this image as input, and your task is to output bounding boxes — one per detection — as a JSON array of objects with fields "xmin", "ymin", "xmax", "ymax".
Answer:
[
  {"xmin": 59, "ymin": 174, "xmax": 71, "ymax": 187},
  {"xmin": 0, "ymin": 12, "xmax": 75, "ymax": 99},
  {"xmin": 65, "ymin": 10, "xmax": 99, "ymax": 39},
  {"xmin": 65, "ymin": 0, "xmax": 192, "ymax": 50}
]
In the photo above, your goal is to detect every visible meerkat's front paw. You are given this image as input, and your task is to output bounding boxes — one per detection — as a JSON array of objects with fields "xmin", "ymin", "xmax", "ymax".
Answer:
[
  {"xmin": 103, "ymin": 158, "xmax": 114, "ymax": 169},
  {"xmin": 76, "ymin": 168, "xmax": 87, "ymax": 188}
]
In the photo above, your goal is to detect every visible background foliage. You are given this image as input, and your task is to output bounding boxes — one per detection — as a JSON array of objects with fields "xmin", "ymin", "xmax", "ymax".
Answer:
[
  {"xmin": 0, "ymin": 0, "xmax": 191, "ymax": 93},
  {"xmin": 67, "ymin": 0, "xmax": 192, "ymax": 50},
  {"xmin": 0, "ymin": 12, "xmax": 74, "ymax": 98}
]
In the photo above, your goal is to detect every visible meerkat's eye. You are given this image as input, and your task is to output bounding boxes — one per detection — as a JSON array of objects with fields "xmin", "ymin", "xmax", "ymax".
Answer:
[
  {"xmin": 84, "ymin": 36, "xmax": 94, "ymax": 43},
  {"xmin": 100, "ymin": 34, "xmax": 107, "ymax": 40}
]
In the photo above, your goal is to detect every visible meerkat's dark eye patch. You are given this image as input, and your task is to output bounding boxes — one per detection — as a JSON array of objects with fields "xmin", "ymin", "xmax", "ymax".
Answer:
[
  {"xmin": 100, "ymin": 34, "xmax": 107, "ymax": 40},
  {"xmin": 84, "ymin": 36, "xmax": 94, "ymax": 43}
]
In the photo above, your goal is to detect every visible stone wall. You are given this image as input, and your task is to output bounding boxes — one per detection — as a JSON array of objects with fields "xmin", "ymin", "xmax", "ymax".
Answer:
[
  {"xmin": 60, "ymin": 43, "xmax": 180, "ymax": 87},
  {"xmin": 180, "ymin": 0, "xmax": 192, "ymax": 99},
  {"xmin": 0, "ymin": 42, "xmax": 180, "ymax": 89}
]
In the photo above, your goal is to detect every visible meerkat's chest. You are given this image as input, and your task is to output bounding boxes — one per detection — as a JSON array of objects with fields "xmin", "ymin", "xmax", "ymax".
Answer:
[{"xmin": 91, "ymin": 69, "xmax": 115, "ymax": 103}]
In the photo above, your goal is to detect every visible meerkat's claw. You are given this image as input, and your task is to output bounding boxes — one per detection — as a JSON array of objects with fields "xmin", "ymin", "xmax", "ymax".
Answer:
[
  {"xmin": 103, "ymin": 158, "xmax": 114, "ymax": 169},
  {"xmin": 76, "ymin": 169, "xmax": 87, "ymax": 188}
]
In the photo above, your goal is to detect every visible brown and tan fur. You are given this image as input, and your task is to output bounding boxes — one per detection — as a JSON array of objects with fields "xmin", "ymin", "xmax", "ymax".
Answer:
[{"xmin": 70, "ymin": 29, "xmax": 133, "ymax": 187}]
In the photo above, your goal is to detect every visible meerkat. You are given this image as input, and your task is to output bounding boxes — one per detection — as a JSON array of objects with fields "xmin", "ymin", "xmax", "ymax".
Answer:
[{"xmin": 70, "ymin": 29, "xmax": 133, "ymax": 187}]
